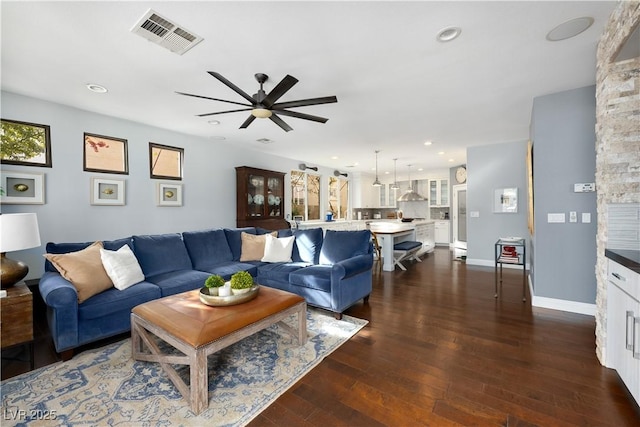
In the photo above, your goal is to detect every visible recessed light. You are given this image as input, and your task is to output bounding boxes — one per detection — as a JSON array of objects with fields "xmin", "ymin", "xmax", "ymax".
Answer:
[
  {"xmin": 437, "ymin": 27, "xmax": 461, "ymax": 42},
  {"xmin": 208, "ymin": 120, "xmax": 220, "ymax": 125},
  {"xmin": 448, "ymin": 158, "xmax": 454, "ymax": 162},
  {"xmin": 331, "ymin": 156, "xmax": 339, "ymax": 160},
  {"xmin": 417, "ymin": 168, "xmax": 424, "ymax": 171},
  {"xmin": 210, "ymin": 136, "xmax": 226, "ymax": 140},
  {"xmin": 424, "ymin": 141, "xmax": 433, "ymax": 146},
  {"xmin": 438, "ymin": 151, "xmax": 445, "ymax": 155},
  {"xmin": 256, "ymin": 138, "xmax": 272, "ymax": 144},
  {"xmin": 546, "ymin": 17, "xmax": 594, "ymax": 41},
  {"xmin": 86, "ymin": 83, "xmax": 107, "ymax": 93}
]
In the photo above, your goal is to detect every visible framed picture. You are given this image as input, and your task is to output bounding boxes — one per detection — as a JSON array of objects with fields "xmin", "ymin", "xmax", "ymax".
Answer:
[
  {"xmin": 494, "ymin": 187, "xmax": 518, "ymax": 213},
  {"xmin": 1, "ymin": 119, "xmax": 52, "ymax": 167},
  {"xmin": 84, "ymin": 133, "xmax": 129, "ymax": 174},
  {"xmin": 90, "ymin": 177, "xmax": 125, "ymax": 206},
  {"xmin": 157, "ymin": 182, "xmax": 183, "ymax": 207},
  {"xmin": 149, "ymin": 143, "xmax": 183, "ymax": 180},
  {"xmin": 1, "ymin": 171, "xmax": 45, "ymax": 204}
]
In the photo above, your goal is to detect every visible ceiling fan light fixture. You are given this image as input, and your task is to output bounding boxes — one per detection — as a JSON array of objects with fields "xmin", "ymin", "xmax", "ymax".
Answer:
[{"xmin": 251, "ymin": 108, "xmax": 272, "ymax": 119}]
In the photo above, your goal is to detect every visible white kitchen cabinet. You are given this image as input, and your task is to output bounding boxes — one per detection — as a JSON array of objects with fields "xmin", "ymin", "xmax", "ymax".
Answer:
[
  {"xmin": 606, "ymin": 259, "xmax": 640, "ymax": 406},
  {"xmin": 415, "ymin": 221, "xmax": 435, "ymax": 255},
  {"xmin": 352, "ymin": 173, "xmax": 376, "ymax": 208},
  {"xmin": 429, "ymin": 179, "xmax": 449, "ymax": 207},
  {"xmin": 434, "ymin": 220, "xmax": 450, "ymax": 245}
]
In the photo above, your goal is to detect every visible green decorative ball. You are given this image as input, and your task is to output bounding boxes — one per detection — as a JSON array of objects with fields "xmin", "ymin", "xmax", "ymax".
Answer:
[
  {"xmin": 205, "ymin": 275, "xmax": 225, "ymax": 288},
  {"xmin": 230, "ymin": 271, "xmax": 254, "ymax": 289}
]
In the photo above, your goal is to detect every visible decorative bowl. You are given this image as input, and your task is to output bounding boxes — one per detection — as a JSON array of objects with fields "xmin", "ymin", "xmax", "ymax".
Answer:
[{"xmin": 199, "ymin": 285, "xmax": 259, "ymax": 306}]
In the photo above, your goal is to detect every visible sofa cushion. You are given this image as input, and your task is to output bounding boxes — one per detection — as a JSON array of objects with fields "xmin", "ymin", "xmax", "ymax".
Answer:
[
  {"xmin": 292, "ymin": 228, "xmax": 324, "ymax": 264},
  {"xmin": 319, "ymin": 230, "xmax": 371, "ymax": 265},
  {"xmin": 199, "ymin": 261, "xmax": 258, "ymax": 280},
  {"xmin": 145, "ymin": 269, "xmax": 211, "ymax": 297},
  {"xmin": 261, "ymin": 235, "xmax": 295, "ymax": 263},
  {"xmin": 182, "ymin": 229, "xmax": 233, "ymax": 270},
  {"xmin": 44, "ymin": 237, "xmax": 133, "ymax": 272},
  {"xmin": 289, "ymin": 265, "xmax": 332, "ymax": 292},
  {"xmin": 224, "ymin": 227, "xmax": 256, "ymax": 261},
  {"xmin": 78, "ymin": 281, "xmax": 160, "ymax": 320},
  {"xmin": 100, "ymin": 244, "xmax": 145, "ymax": 290},
  {"xmin": 257, "ymin": 262, "xmax": 308, "ymax": 284},
  {"xmin": 44, "ymin": 241, "xmax": 114, "ymax": 303},
  {"xmin": 133, "ymin": 233, "xmax": 192, "ymax": 277}
]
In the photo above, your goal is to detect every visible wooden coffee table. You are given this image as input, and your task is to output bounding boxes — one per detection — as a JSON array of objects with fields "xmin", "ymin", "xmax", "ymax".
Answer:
[{"xmin": 131, "ymin": 286, "xmax": 306, "ymax": 414}]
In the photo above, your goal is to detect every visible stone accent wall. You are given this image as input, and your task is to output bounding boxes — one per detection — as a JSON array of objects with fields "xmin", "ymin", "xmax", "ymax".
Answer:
[{"xmin": 594, "ymin": 1, "xmax": 640, "ymax": 364}]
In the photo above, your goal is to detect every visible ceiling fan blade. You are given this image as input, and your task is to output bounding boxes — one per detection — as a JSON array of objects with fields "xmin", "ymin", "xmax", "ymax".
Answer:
[
  {"xmin": 240, "ymin": 115, "xmax": 256, "ymax": 129},
  {"xmin": 176, "ymin": 91, "xmax": 252, "ymax": 108},
  {"xmin": 262, "ymin": 75, "xmax": 299, "ymax": 108},
  {"xmin": 272, "ymin": 109, "xmax": 328, "ymax": 123},
  {"xmin": 272, "ymin": 95, "xmax": 338, "ymax": 109},
  {"xmin": 269, "ymin": 114, "xmax": 293, "ymax": 132},
  {"xmin": 207, "ymin": 71, "xmax": 256, "ymax": 104},
  {"xmin": 197, "ymin": 108, "xmax": 252, "ymax": 117}
]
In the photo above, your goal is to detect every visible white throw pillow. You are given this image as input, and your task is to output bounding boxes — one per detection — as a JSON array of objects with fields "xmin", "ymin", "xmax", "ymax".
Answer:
[
  {"xmin": 100, "ymin": 244, "xmax": 145, "ymax": 290},
  {"xmin": 261, "ymin": 235, "xmax": 295, "ymax": 263}
]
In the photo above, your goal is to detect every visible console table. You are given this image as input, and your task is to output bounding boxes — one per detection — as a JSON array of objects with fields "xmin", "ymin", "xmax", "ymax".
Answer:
[
  {"xmin": 1, "ymin": 282, "xmax": 34, "ymax": 369},
  {"xmin": 494, "ymin": 238, "xmax": 527, "ymax": 302}
]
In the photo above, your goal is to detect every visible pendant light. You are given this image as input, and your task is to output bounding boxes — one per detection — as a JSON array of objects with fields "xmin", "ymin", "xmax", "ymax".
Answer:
[
  {"xmin": 397, "ymin": 164, "xmax": 426, "ymax": 202},
  {"xmin": 390, "ymin": 158, "xmax": 399, "ymax": 190},
  {"xmin": 372, "ymin": 150, "xmax": 382, "ymax": 187}
]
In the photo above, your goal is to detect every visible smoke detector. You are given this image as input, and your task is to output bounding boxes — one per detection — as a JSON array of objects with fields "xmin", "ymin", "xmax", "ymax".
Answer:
[{"xmin": 131, "ymin": 9, "xmax": 203, "ymax": 55}]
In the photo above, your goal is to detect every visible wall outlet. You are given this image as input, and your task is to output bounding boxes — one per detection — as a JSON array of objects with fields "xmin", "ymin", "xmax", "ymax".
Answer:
[
  {"xmin": 570, "ymin": 211, "xmax": 577, "ymax": 223},
  {"xmin": 470, "ymin": 211, "xmax": 480, "ymax": 218}
]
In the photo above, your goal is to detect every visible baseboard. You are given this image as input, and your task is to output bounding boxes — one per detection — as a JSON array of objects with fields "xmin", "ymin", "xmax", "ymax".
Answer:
[
  {"xmin": 465, "ymin": 258, "xmax": 530, "ymax": 270},
  {"xmin": 531, "ymin": 295, "xmax": 596, "ymax": 316}
]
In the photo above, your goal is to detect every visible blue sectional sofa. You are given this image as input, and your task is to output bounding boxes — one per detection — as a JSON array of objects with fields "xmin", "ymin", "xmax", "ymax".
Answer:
[{"xmin": 39, "ymin": 227, "xmax": 373, "ymax": 359}]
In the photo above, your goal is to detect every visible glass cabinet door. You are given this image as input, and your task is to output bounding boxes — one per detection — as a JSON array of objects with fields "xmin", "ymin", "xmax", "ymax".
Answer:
[
  {"xmin": 430, "ymin": 180, "xmax": 438, "ymax": 206},
  {"xmin": 267, "ymin": 176, "xmax": 282, "ymax": 217},
  {"xmin": 248, "ymin": 174, "xmax": 265, "ymax": 217},
  {"xmin": 440, "ymin": 180, "xmax": 449, "ymax": 206}
]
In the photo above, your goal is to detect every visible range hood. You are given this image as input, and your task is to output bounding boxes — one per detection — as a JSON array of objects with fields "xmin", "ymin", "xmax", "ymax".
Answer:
[
  {"xmin": 397, "ymin": 185, "xmax": 426, "ymax": 202},
  {"xmin": 396, "ymin": 164, "xmax": 426, "ymax": 202}
]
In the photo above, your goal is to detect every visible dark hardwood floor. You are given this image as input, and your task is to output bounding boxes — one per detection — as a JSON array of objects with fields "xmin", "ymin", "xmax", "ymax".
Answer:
[{"xmin": 3, "ymin": 248, "xmax": 639, "ymax": 426}]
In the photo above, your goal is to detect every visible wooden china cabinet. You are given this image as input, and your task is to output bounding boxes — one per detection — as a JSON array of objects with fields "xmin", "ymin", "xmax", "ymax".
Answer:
[{"xmin": 235, "ymin": 166, "xmax": 289, "ymax": 230}]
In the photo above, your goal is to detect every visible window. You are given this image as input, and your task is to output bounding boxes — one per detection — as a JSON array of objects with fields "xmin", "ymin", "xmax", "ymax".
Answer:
[
  {"xmin": 328, "ymin": 176, "xmax": 349, "ymax": 219},
  {"xmin": 291, "ymin": 170, "xmax": 320, "ymax": 220}
]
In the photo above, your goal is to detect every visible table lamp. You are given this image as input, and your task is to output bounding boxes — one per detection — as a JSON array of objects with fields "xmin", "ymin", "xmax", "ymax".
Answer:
[{"xmin": 0, "ymin": 213, "xmax": 41, "ymax": 289}]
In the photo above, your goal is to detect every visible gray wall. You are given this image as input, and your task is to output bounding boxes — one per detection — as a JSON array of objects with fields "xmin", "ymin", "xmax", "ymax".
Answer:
[
  {"xmin": 466, "ymin": 140, "xmax": 530, "ymax": 265},
  {"xmin": 0, "ymin": 91, "xmax": 340, "ymax": 280},
  {"xmin": 530, "ymin": 85, "xmax": 597, "ymax": 304}
]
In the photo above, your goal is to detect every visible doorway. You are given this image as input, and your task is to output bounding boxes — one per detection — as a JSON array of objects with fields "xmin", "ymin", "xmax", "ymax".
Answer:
[{"xmin": 452, "ymin": 184, "xmax": 467, "ymax": 258}]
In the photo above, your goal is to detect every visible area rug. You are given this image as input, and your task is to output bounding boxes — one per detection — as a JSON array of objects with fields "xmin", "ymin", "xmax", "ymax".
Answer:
[{"xmin": 1, "ymin": 308, "xmax": 367, "ymax": 426}]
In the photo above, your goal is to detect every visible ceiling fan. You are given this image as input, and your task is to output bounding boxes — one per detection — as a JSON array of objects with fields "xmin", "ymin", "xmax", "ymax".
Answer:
[{"xmin": 177, "ymin": 72, "xmax": 338, "ymax": 132}]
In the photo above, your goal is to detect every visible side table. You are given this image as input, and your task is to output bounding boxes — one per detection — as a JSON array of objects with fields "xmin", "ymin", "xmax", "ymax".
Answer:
[
  {"xmin": 494, "ymin": 238, "xmax": 527, "ymax": 302},
  {"xmin": 1, "ymin": 282, "xmax": 34, "ymax": 369}
]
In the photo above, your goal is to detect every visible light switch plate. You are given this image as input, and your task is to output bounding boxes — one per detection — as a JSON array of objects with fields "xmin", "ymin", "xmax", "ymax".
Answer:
[
  {"xmin": 470, "ymin": 211, "xmax": 480, "ymax": 218},
  {"xmin": 582, "ymin": 212, "xmax": 591, "ymax": 223},
  {"xmin": 548, "ymin": 213, "xmax": 566, "ymax": 223}
]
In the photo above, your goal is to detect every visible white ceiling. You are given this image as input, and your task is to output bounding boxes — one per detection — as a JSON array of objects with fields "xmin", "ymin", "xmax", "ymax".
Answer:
[{"xmin": 1, "ymin": 1, "xmax": 616, "ymax": 176}]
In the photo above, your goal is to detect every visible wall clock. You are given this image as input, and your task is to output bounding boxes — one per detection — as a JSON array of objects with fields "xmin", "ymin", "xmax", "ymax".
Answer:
[{"xmin": 455, "ymin": 166, "xmax": 467, "ymax": 183}]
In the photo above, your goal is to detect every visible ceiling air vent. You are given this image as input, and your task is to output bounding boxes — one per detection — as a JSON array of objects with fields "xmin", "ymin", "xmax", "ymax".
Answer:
[{"xmin": 131, "ymin": 9, "xmax": 203, "ymax": 55}]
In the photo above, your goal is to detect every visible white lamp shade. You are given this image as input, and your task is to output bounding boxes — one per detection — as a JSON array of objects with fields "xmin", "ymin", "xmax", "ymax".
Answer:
[{"xmin": 0, "ymin": 213, "xmax": 41, "ymax": 253}]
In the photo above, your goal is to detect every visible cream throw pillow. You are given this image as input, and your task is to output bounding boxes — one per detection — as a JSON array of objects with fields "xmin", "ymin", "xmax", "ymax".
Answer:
[
  {"xmin": 44, "ymin": 241, "xmax": 113, "ymax": 303},
  {"xmin": 100, "ymin": 244, "xmax": 145, "ymax": 290},
  {"xmin": 239, "ymin": 231, "xmax": 277, "ymax": 261},
  {"xmin": 261, "ymin": 234, "xmax": 295, "ymax": 263}
]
